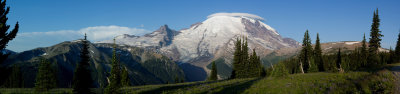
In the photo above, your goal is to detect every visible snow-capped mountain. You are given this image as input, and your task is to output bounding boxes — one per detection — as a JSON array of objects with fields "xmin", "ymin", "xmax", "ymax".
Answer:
[
  {"xmin": 97, "ymin": 13, "xmax": 300, "ymax": 81},
  {"xmin": 97, "ymin": 25, "xmax": 179, "ymax": 48},
  {"xmin": 162, "ymin": 13, "xmax": 300, "ymax": 65}
]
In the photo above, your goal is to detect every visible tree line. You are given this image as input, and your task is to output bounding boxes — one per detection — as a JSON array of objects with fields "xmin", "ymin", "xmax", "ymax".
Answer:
[
  {"xmin": 208, "ymin": 37, "xmax": 266, "ymax": 81},
  {"xmin": 268, "ymin": 9, "xmax": 400, "ymax": 77}
]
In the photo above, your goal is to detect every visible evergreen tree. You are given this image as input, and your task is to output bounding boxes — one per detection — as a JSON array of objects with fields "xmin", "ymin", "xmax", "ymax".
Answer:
[
  {"xmin": 248, "ymin": 48, "xmax": 261, "ymax": 77},
  {"xmin": 271, "ymin": 63, "xmax": 289, "ymax": 77},
  {"xmin": 368, "ymin": 9, "xmax": 383, "ymax": 66},
  {"xmin": 0, "ymin": 0, "xmax": 19, "ymax": 64},
  {"xmin": 5, "ymin": 64, "xmax": 23, "ymax": 88},
  {"xmin": 73, "ymin": 34, "xmax": 93, "ymax": 94},
  {"xmin": 35, "ymin": 58, "xmax": 57, "ymax": 92},
  {"xmin": 395, "ymin": 30, "xmax": 400, "ymax": 63},
  {"xmin": 208, "ymin": 61, "xmax": 218, "ymax": 81},
  {"xmin": 314, "ymin": 33, "xmax": 324, "ymax": 71},
  {"xmin": 336, "ymin": 48, "xmax": 343, "ymax": 72},
  {"xmin": 300, "ymin": 30, "xmax": 313, "ymax": 73},
  {"xmin": 105, "ymin": 38, "xmax": 122, "ymax": 94},
  {"xmin": 259, "ymin": 65, "xmax": 266, "ymax": 77},
  {"xmin": 388, "ymin": 47, "xmax": 394, "ymax": 64},
  {"xmin": 241, "ymin": 37, "xmax": 249, "ymax": 77},
  {"xmin": 361, "ymin": 33, "xmax": 368, "ymax": 67},
  {"xmin": 174, "ymin": 76, "xmax": 180, "ymax": 83},
  {"xmin": 121, "ymin": 67, "xmax": 130, "ymax": 87},
  {"xmin": 231, "ymin": 37, "xmax": 241, "ymax": 79},
  {"xmin": 308, "ymin": 57, "xmax": 319, "ymax": 73}
]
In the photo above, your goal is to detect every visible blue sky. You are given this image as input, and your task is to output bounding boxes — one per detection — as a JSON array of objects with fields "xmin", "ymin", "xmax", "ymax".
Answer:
[{"xmin": 5, "ymin": 0, "xmax": 400, "ymax": 52}]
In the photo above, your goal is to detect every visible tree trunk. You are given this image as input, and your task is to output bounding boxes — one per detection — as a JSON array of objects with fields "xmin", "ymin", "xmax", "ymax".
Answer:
[{"xmin": 300, "ymin": 61, "xmax": 305, "ymax": 74}]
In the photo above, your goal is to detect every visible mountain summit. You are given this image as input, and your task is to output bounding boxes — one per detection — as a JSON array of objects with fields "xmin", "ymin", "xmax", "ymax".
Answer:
[
  {"xmin": 163, "ymin": 13, "xmax": 300, "ymax": 64},
  {"xmin": 97, "ymin": 13, "xmax": 300, "ymax": 80},
  {"xmin": 97, "ymin": 25, "xmax": 179, "ymax": 48},
  {"xmin": 158, "ymin": 13, "xmax": 300, "ymax": 80}
]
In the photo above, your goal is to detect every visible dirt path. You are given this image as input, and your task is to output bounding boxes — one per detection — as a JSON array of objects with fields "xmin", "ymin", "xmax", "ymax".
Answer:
[{"xmin": 389, "ymin": 64, "xmax": 400, "ymax": 93}]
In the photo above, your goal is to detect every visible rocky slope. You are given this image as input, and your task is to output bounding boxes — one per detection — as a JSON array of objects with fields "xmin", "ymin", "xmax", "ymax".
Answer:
[{"xmin": 97, "ymin": 25, "xmax": 179, "ymax": 49}]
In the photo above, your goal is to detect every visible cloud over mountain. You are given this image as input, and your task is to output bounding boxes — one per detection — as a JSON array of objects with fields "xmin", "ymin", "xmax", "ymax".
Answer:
[{"xmin": 8, "ymin": 25, "xmax": 151, "ymax": 52}]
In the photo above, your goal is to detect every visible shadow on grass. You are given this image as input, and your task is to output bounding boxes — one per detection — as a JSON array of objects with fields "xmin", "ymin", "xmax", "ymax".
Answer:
[
  {"xmin": 389, "ymin": 66, "xmax": 400, "ymax": 72},
  {"xmin": 212, "ymin": 78, "xmax": 261, "ymax": 94},
  {"xmin": 138, "ymin": 80, "xmax": 223, "ymax": 94}
]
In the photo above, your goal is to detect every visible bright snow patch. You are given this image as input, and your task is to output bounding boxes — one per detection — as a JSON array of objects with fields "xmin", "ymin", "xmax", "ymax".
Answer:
[
  {"xmin": 324, "ymin": 47, "xmax": 332, "ymax": 50},
  {"xmin": 42, "ymin": 53, "xmax": 47, "ymax": 56},
  {"xmin": 345, "ymin": 41, "xmax": 359, "ymax": 45}
]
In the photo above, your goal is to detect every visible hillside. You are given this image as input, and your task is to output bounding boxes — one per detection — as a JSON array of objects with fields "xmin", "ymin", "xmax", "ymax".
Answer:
[{"xmin": 2, "ymin": 40, "xmax": 185, "ymax": 88}]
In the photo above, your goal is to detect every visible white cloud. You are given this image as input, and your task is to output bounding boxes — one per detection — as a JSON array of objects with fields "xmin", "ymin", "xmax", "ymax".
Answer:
[
  {"xmin": 8, "ymin": 25, "xmax": 151, "ymax": 52},
  {"xmin": 207, "ymin": 12, "xmax": 265, "ymax": 21}
]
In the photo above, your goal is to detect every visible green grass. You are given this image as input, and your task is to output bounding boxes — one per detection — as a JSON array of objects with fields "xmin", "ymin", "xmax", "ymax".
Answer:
[
  {"xmin": 1, "ymin": 63, "xmax": 398, "ymax": 94},
  {"xmin": 244, "ymin": 72, "xmax": 370, "ymax": 94}
]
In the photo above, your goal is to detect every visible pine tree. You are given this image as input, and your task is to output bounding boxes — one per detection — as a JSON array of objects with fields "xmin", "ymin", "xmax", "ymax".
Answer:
[
  {"xmin": 174, "ymin": 76, "xmax": 180, "ymax": 83},
  {"xmin": 308, "ymin": 57, "xmax": 319, "ymax": 73},
  {"xmin": 241, "ymin": 37, "xmax": 249, "ymax": 77},
  {"xmin": 368, "ymin": 9, "xmax": 383, "ymax": 66},
  {"xmin": 0, "ymin": 0, "xmax": 19, "ymax": 64},
  {"xmin": 388, "ymin": 47, "xmax": 394, "ymax": 64},
  {"xmin": 6, "ymin": 64, "xmax": 23, "ymax": 88},
  {"xmin": 208, "ymin": 61, "xmax": 218, "ymax": 81},
  {"xmin": 248, "ymin": 48, "xmax": 261, "ymax": 77},
  {"xmin": 35, "ymin": 58, "xmax": 57, "ymax": 92},
  {"xmin": 105, "ymin": 38, "xmax": 122, "ymax": 94},
  {"xmin": 395, "ymin": 30, "xmax": 400, "ymax": 63},
  {"xmin": 73, "ymin": 34, "xmax": 93, "ymax": 94},
  {"xmin": 121, "ymin": 67, "xmax": 130, "ymax": 87},
  {"xmin": 231, "ymin": 37, "xmax": 241, "ymax": 79},
  {"xmin": 336, "ymin": 48, "xmax": 343, "ymax": 72},
  {"xmin": 259, "ymin": 65, "xmax": 266, "ymax": 77},
  {"xmin": 361, "ymin": 33, "xmax": 368, "ymax": 67},
  {"xmin": 271, "ymin": 63, "xmax": 289, "ymax": 77},
  {"xmin": 300, "ymin": 30, "xmax": 313, "ymax": 73},
  {"xmin": 314, "ymin": 33, "xmax": 324, "ymax": 71}
]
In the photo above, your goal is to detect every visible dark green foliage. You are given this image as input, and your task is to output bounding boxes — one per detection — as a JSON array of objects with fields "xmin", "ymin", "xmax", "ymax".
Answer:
[
  {"xmin": 259, "ymin": 66, "xmax": 266, "ymax": 77},
  {"xmin": 232, "ymin": 37, "xmax": 243, "ymax": 78},
  {"xmin": 231, "ymin": 37, "xmax": 264, "ymax": 79},
  {"xmin": 368, "ymin": 9, "xmax": 383, "ymax": 66},
  {"xmin": 5, "ymin": 65, "xmax": 23, "ymax": 88},
  {"xmin": 388, "ymin": 47, "xmax": 394, "ymax": 64},
  {"xmin": 35, "ymin": 58, "xmax": 57, "ymax": 92},
  {"xmin": 336, "ymin": 48, "xmax": 342, "ymax": 72},
  {"xmin": 361, "ymin": 34, "xmax": 368, "ymax": 67},
  {"xmin": 72, "ymin": 34, "xmax": 93, "ymax": 94},
  {"xmin": 0, "ymin": 0, "xmax": 19, "ymax": 64},
  {"xmin": 271, "ymin": 63, "xmax": 288, "ymax": 77},
  {"xmin": 314, "ymin": 33, "xmax": 324, "ymax": 71},
  {"xmin": 174, "ymin": 76, "xmax": 179, "ymax": 83},
  {"xmin": 395, "ymin": 30, "xmax": 400, "ymax": 63},
  {"xmin": 248, "ymin": 49, "xmax": 262, "ymax": 77},
  {"xmin": 300, "ymin": 30, "xmax": 313, "ymax": 73},
  {"xmin": 121, "ymin": 67, "xmax": 130, "ymax": 87},
  {"xmin": 241, "ymin": 38, "xmax": 249, "ymax": 74},
  {"xmin": 0, "ymin": 0, "xmax": 19, "ymax": 86},
  {"xmin": 206, "ymin": 58, "xmax": 231, "ymax": 79},
  {"xmin": 208, "ymin": 61, "xmax": 218, "ymax": 81},
  {"xmin": 105, "ymin": 38, "xmax": 122, "ymax": 94},
  {"xmin": 308, "ymin": 57, "xmax": 319, "ymax": 73},
  {"xmin": 231, "ymin": 37, "xmax": 241, "ymax": 79}
]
